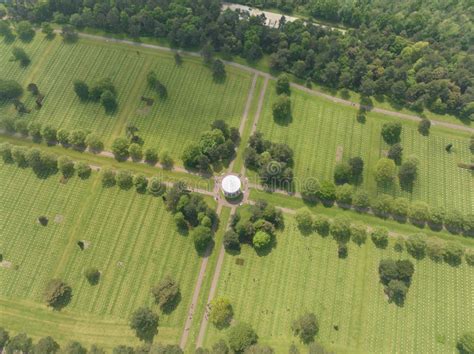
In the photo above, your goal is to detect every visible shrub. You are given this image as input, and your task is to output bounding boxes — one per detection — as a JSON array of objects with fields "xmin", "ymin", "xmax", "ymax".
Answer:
[
  {"xmin": 386, "ymin": 279, "xmax": 408, "ymax": 305},
  {"xmin": 392, "ymin": 197, "xmax": 409, "ymax": 220},
  {"xmin": 73, "ymin": 80, "xmax": 89, "ymax": 100},
  {"xmin": 41, "ymin": 124, "xmax": 57, "ymax": 144},
  {"xmin": 398, "ymin": 157, "xmax": 418, "ymax": 189},
  {"xmin": 464, "ymin": 214, "xmax": 474, "ymax": 237},
  {"xmin": 161, "ymin": 151, "xmax": 174, "ymax": 169},
  {"xmin": 330, "ymin": 216, "xmax": 351, "ymax": 244},
  {"xmin": 253, "ymin": 231, "xmax": 271, "ymax": 250},
  {"xmin": 405, "ymin": 233, "xmax": 427, "ymax": 259},
  {"xmin": 418, "ymin": 118, "xmax": 431, "ymax": 135},
  {"xmin": 11, "ymin": 145, "xmax": 29, "ymax": 167},
  {"xmin": 16, "ymin": 20, "xmax": 35, "ymax": 41},
  {"xmin": 69, "ymin": 129, "xmax": 88, "ymax": 150},
  {"xmin": 28, "ymin": 121, "xmax": 42, "ymax": 142},
  {"xmin": 57, "ymin": 129, "xmax": 70, "ymax": 146},
  {"xmin": 426, "ymin": 239, "xmax": 446, "ymax": 262},
  {"xmin": 210, "ymin": 297, "xmax": 233, "ymax": 328},
  {"xmin": 33, "ymin": 336, "xmax": 59, "ymax": 354},
  {"xmin": 0, "ymin": 327, "xmax": 9, "ymax": 348},
  {"xmin": 317, "ymin": 180, "xmax": 336, "ymax": 204},
  {"xmin": 5, "ymin": 333, "xmax": 33, "ymax": 354},
  {"xmin": 351, "ymin": 222, "xmax": 367, "ymax": 245},
  {"xmin": 133, "ymin": 173, "xmax": 148, "ymax": 193},
  {"xmin": 223, "ymin": 229, "xmax": 240, "ymax": 251},
  {"xmin": 43, "ymin": 279, "xmax": 72, "ymax": 309},
  {"xmin": 301, "ymin": 178, "xmax": 320, "ymax": 203},
  {"xmin": 129, "ymin": 307, "xmax": 159, "ymax": 341},
  {"xmin": 335, "ymin": 183, "xmax": 353, "ymax": 207},
  {"xmin": 100, "ymin": 90, "xmax": 117, "ymax": 112},
  {"xmin": 272, "ymin": 95, "xmax": 291, "ymax": 122},
  {"xmin": 152, "ymin": 276, "xmax": 180, "ymax": 310},
  {"xmin": 444, "ymin": 211, "xmax": 464, "ymax": 233},
  {"xmin": 0, "ymin": 142, "xmax": 13, "ymax": 163},
  {"xmin": 14, "ymin": 119, "xmax": 28, "ymax": 136},
  {"xmin": 371, "ymin": 194, "xmax": 393, "ymax": 219},
  {"xmin": 381, "ymin": 122, "xmax": 402, "ymax": 144},
  {"xmin": 291, "ymin": 313, "xmax": 318, "ymax": 343},
  {"xmin": 371, "ymin": 227, "xmax": 389, "ymax": 248},
  {"xmin": 144, "ymin": 148, "xmax": 159, "ymax": 164},
  {"xmin": 84, "ymin": 267, "xmax": 100, "ymax": 285},
  {"xmin": 387, "ymin": 143, "xmax": 403, "ymax": 164},
  {"xmin": 465, "ymin": 249, "xmax": 474, "ymax": 266},
  {"xmin": 227, "ymin": 322, "xmax": 257, "ymax": 352},
  {"xmin": 428, "ymin": 206, "xmax": 445, "ymax": 229},
  {"xmin": 295, "ymin": 208, "xmax": 313, "ymax": 234},
  {"xmin": 348, "ymin": 156, "xmax": 364, "ymax": 180},
  {"xmin": 116, "ymin": 170, "xmax": 133, "ymax": 189},
  {"xmin": 408, "ymin": 201, "xmax": 429, "ymax": 225},
  {"xmin": 313, "ymin": 215, "xmax": 330, "ymax": 236},
  {"xmin": 57, "ymin": 155, "xmax": 75, "ymax": 178},
  {"xmin": 112, "ymin": 137, "xmax": 130, "ymax": 160},
  {"xmin": 443, "ymin": 242, "xmax": 464, "ymax": 266},
  {"xmin": 276, "ymin": 74, "xmax": 290, "ymax": 95}
]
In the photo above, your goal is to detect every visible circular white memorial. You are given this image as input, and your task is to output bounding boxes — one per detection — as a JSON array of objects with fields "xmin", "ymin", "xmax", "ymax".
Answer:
[{"xmin": 221, "ymin": 175, "xmax": 242, "ymax": 198}]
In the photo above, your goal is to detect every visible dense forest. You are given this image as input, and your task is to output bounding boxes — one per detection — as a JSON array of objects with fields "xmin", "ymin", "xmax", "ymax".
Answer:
[{"xmin": 4, "ymin": 0, "xmax": 474, "ymax": 120}]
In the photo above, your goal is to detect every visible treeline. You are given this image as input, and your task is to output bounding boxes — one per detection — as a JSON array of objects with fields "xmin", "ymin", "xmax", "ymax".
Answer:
[{"xmin": 3, "ymin": 0, "xmax": 473, "ymax": 120}]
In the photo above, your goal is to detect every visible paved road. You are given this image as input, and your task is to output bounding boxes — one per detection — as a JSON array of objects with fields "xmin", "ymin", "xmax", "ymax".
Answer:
[{"xmin": 75, "ymin": 32, "xmax": 474, "ymax": 134}]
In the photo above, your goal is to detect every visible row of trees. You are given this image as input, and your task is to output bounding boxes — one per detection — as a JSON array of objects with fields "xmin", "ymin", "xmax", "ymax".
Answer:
[
  {"xmin": 0, "ymin": 142, "xmax": 92, "ymax": 179},
  {"xmin": 182, "ymin": 120, "xmax": 240, "ymax": 172},
  {"xmin": 111, "ymin": 135, "xmax": 173, "ymax": 168},
  {"xmin": 101, "ymin": 167, "xmax": 167, "ymax": 196},
  {"xmin": 225, "ymin": 200, "xmax": 283, "ymax": 254},
  {"xmin": 300, "ymin": 176, "xmax": 474, "ymax": 237},
  {"xmin": 294, "ymin": 208, "xmax": 474, "ymax": 267},
  {"xmin": 5, "ymin": 0, "xmax": 474, "ymax": 120},
  {"xmin": 244, "ymin": 131, "xmax": 294, "ymax": 188}
]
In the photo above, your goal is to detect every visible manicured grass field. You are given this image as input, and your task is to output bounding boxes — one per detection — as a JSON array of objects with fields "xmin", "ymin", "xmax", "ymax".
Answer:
[
  {"xmin": 0, "ymin": 162, "xmax": 207, "ymax": 348},
  {"xmin": 257, "ymin": 81, "xmax": 473, "ymax": 214},
  {"xmin": 0, "ymin": 34, "xmax": 253, "ymax": 163},
  {"xmin": 203, "ymin": 213, "xmax": 474, "ymax": 353}
]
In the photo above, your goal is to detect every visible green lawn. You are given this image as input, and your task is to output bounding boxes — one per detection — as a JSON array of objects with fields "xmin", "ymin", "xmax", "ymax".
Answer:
[
  {"xmin": 0, "ymin": 33, "xmax": 253, "ymax": 163},
  {"xmin": 0, "ymin": 162, "xmax": 208, "ymax": 349},
  {"xmin": 202, "ymin": 213, "xmax": 474, "ymax": 353},
  {"xmin": 257, "ymin": 81, "xmax": 473, "ymax": 214}
]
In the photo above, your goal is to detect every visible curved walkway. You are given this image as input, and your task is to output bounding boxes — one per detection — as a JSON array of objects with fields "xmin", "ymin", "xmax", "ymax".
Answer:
[{"xmin": 74, "ymin": 31, "xmax": 474, "ymax": 134}]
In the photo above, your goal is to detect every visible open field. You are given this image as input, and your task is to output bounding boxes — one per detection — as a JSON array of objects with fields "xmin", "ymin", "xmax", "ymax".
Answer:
[
  {"xmin": 202, "ymin": 212, "xmax": 474, "ymax": 353},
  {"xmin": 0, "ymin": 33, "xmax": 253, "ymax": 163},
  {"xmin": 0, "ymin": 162, "xmax": 209, "ymax": 348},
  {"xmin": 257, "ymin": 81, "xmax": 473, "ymax": 214}
]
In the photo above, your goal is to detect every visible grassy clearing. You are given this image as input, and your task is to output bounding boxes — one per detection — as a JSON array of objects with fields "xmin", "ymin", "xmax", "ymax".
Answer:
[
  {"xmin": 202, "ymin": 213, "xmax": 474, "ymax": 353},
  {"xmin": 0, "ymin": 162, "xmax": 208, "ymax": 348},
  {"xmin": 257, "ymin": 81, "xmax": 473, "ymax": 214},
  {"xmin": 0, "ymin": 33, "xmax": 253, "ymax": 163}
]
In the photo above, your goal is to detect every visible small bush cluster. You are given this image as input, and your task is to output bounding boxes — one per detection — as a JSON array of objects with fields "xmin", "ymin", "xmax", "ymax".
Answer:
[
  {"xmin": 378, "ymin": 259, "xmax": 415, "ymax": 305},
  {"xmin": 73, "ymin": 77, "xmax": 117, "ymax": 112}
]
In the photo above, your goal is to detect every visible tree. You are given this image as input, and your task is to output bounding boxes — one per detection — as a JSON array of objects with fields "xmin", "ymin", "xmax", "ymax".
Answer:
[
  {"xmin": 353, "ymin": 189, "xmax": 370, "ymax": 211},
  {"xmin": 112, "ymin": 137, "xmax": 130, "ymax": 161},
  {"xmin": 61, "ymin": 342, "xmax": 87, "ymax": 354},
  {"xmin": 43, "ymin": 279, "xmax": 72, "ymax": 309},
  {"xmin": 0, "ymin": 142, "xmax": 13, "ymax": 163},
  {"xmin": 58, "ymin": 156, "xmax": 75, "ymax": 178},
  {"xmin": 129, "ymin": 307, "xmax": 159, "ymax": 341},
  {"xmin": 276, "ymin": 74, "xmax": 290, "ymax": 95},
  {"xmin": 152, "ymin": 276, "xmax": 180, "ymax": 310},
  {"xmin": 212, "ymin": 59, "xmax": 226, "ymax": 82},
  {"xmin": 84, "ymin": 267, "xmax": 100, "ymax": 285},
  {"xmin": 42, "ymin": 22, "xmax": 54, "ymax": 38},
  {"xmin": 253, "ymin": 231, "xmax": 271, "ymax": 250},
  {"xmin": 426, "ymin": 239, "xmax": 446, "ymax": 262},
  {"xmin": 101, "ymin": 167, "xmax": 116, "ymax": 187},
  {"xmin": 100, "ymin": 90, "xmax": 117, "ymax": 112},
  {"xmin": 0, "ymin": 20, "xmax": 13, "ymax": 38},
  {"xmin": 227, "ymin": 323, "xmax": 258, "ymax": 352},
  {"xmin": 41, "ymin": 125, "xmax": 57, "ymax": 144},
  {"xmin": 336, "ymin": 183, "xmax": 353, "ymax": 207},
  {"xmin": 0, "ymin": 327, "xmax": 9, "ymax": 348},
  {"xmin": 85, "ymin": 133, "xmax": 104, "ymax": 152},
  {"xmin": 192, "ymin": 225, "xmax": 212, "ymax": 252},
  {"xmin": 57, "ymin": 129, "xmax": 70, "ymax": 146},
  {"xmin": 291, "ymin": 313, "xmax": 318, "ymax": 343},
  {"xmin": 398, "ymin": 156, "xmax": 418, "ymax": 189},
  {"xmin": 11, "ymin": 145, "xmax": 29, "ymax": 167},
  {"xmin": 90, "ymin": 78, "xmax": 116, "ymax": 100},
  {"xmin": 272, "ymin": 95, "xmax": 291, "ymax": 122},
  {"xmin": 12, "ymin": 46, "xmax": 31, "ymax": 66},
  {"xmin": 73, "ymin": 80, "xmax": 89, "ymax": 100},
  {"xmin": 443, "ymin": 242, "xmax": 464, "ymax": 266},
  {"xmin": 160, "ymin": 151, "xmax": 174, "ymax": 169},
  {"xmin": 405, "ymin": 233, "xmax": 427, "ymax": 259},
  {"xmin": 371, "ymin": 227, "xmax": 389, "ymax": 248},
  {"xmin": 418, "ymin": 118, "xmax": 431, "ymax": 136},
  {"xmin": 371, "ymin": 194, "xmax": 393, "ymax": 218},
  {"xmin": 61, "ymin": 25, "xmax": 78, "ymax": 42},
  {"xmin": 381, "ymin": 122, "xmax": 402, "ymax": 145},
  {"xmin": 133, "ymin": 174, "xmax": 148, "ymax": 193},
  {"xmin": 444, "ymin": 211, "xmax": 464, "ymax": 233},
  {"xmin": 374, "ymin": 158, "xmax": 397, "ymax": 185},
  {"xmin": 16, "ymin": 20, "xmax": 35, "ymax": 41},
  {"xmin": 210, "ymin": 297, "xmax": 233, "ymax": 328},
  {"xmin": 301, "ymin": 178, "xmax": 320, "ymax": 203},
  {"xmin": 223, "ymin": 229, "xmax": 240, "ymax": 251},
  {"xmin": 69, "ymin": 130, "xmax": 87, "ymax": 150},
  {"xmin": 211, "ymin": 340, "xmax": 229, "ymax": 354},
  {"xmin": 145, "ymin": 148, "xmax": 159, "ymax": 164},
  {"xmin": 313, "ymin": 215, "xmax": 330, "ymax": 236},
  {"xmin": 5, "ymin": 333, "xmax": 33, "ymax": 354},
  {"xmin": 148, "ymin": 177, "xmax": 166, "ymax": 196},
  {"xmin": 0, "ymin": 79, "xmax": 23, "ymax": 100},
  {"xmin": 15, "ymin": 119, "xmax": 28, "ymax": 136},
  {"xmin": 333, "ymin": 162, "xmax": 352, "ymax": 185},
  {"xmin": 457, "ymin": 332, "xmax": 474, "ymax": 354},
  {"xmin": 129, "ymin": 143, "xmax": 143, "ymax": 161},
  {"xmin": 317, "ymin": 180, "xmax": 336, "ymax": 204},
  {"xmin": 28, "ymin": 121, "xmax": 42, "ymax": 142},
  {"xmin": 330, "ymin": 216, "xmax": 351, "ymax": 244},
  {"xmin": 386, "ymin": 279, "xmax": 408, "ymax": 305},
  {"xmin": 428, "ymin": 206, "xmax": 445, "ymax": 229},
  {"xmin": 116, "ymin": 170, "xmax": 133, "ymax": 189},
  {"xmin": 113, "ymin": 345, "xmax": 134, "ymax": 354},
  {"xmin": 295, "ymin": 208, "xmax": 313, "ymax": 234},
  {"xmin": 408, "ymin": 201, "xmax": 429, "ymax": 225},
  {"xmin": 76, "ymin": 162, "xmax": 91, "ymax": 179},
  {"xmin": 351, "ymin": 222, "xmax": 367, "ymax": 245},
  {"xmin": 387, "ymin": 143, "xmax": 403, "ymax": 165}
]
